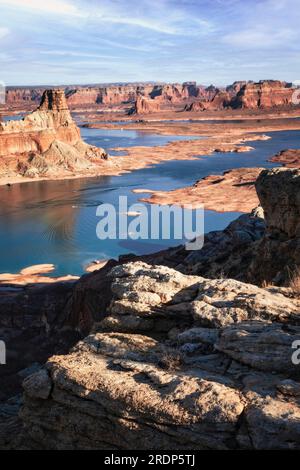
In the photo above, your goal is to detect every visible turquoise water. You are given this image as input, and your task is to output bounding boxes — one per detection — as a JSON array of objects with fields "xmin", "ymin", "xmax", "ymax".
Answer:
[{"xmin": 0, "ymin": 128, "xmax": 299, "ymax": 276}]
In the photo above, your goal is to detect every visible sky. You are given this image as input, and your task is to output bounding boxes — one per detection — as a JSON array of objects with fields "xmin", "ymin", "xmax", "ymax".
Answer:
[{"xmin": 1, "ymin": 0, "xmax": 300, "ymax": 86}]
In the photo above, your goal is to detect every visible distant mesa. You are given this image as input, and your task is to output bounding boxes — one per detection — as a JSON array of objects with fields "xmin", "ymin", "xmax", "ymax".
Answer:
[
  {"xmin": 128, "ymin": 95, "xmax": 161, "ymax": 115},
  {"xmin": 0, "ymin": 89, "xmax": 107, "ymax": 179},
  {"xmin": 3, "ymin": 80, "xmax": 299, "ymax": 116},
  {"xmin": 231, "ymin": 80, "xmax": 295, "ymax": 109},
  {"xmin": 185, "ymin": 80, "xmax": 297, "ymax": 112}
]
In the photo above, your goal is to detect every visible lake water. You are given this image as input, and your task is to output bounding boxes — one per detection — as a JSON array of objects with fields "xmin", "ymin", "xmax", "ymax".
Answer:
[
  {"xmin": 0, "ymin": 127, "xmax": 299, "ymax": 276},
  {"xmin": 2, "ymin": 115, "xmax": 26, "ymax": 122}
]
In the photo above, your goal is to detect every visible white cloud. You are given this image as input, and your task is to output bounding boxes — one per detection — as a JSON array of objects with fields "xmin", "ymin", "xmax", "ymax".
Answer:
[
  {"xmin": 0, "ymin": 0, "xmax": 213, "ymax": 36},
  {"xmin": 0, "ymin": 27, "xmax": 9, "ymax": 39},
  {"xmin": 40, "ymin": 50, "xmax": 121, "ymax": 59},
  {"xmin": 223, "ymin": 28, "xmax": 297, "ymax": 48}
]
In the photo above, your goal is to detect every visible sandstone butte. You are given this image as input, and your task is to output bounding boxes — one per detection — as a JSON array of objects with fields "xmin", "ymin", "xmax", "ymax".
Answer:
[
  {"xmin": 2, "ymin": 168, "xmax": 300, "ymax": 450},
  {"xmin": 129, "ymin": 94, "xmax": 162, "ymax": 114},
  {"xmin": 0, "ymin": 89, "xmax": 108, "ymax": 179},
  {"xmin": 3, "ymin": 82, "xmax": 203, "ymax": 110}
]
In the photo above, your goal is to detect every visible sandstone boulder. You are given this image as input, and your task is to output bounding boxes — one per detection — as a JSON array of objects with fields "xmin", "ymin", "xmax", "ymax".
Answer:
[{"xmin": 129, "ymin": 95, "xmax": 161, "ymax": 115}]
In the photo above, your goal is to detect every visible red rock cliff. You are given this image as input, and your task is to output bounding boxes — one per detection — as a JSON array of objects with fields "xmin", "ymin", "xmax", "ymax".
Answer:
[
  {"xmin": 232, "ymin": 80, "xmax": 295, "ymax": 109},
  {"xmin": 0, "ymin": 89, "xmax": 81, "ymax": 156},
  {"xmin": 0, "ymin": 89, "xmax": 107, "ymax": 178},
  {"xmin": 129, "ymin": 95, "xmax": 161, "ymax": 114}
]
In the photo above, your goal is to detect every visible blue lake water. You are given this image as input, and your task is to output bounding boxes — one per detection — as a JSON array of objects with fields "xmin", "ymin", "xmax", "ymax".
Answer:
[
  {"xmin": 81, "ymin": 127, "xmax": 200, "ymax": 154},
  {"xmin": 0, "ymin": 127, "xmax": 299, "ymax": 276},
  {"xmin": 2, "ymin": 115, "xmax": 26, "ymax": 122}
]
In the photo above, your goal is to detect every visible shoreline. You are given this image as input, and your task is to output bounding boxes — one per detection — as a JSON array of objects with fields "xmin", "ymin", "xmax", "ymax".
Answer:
[{"xmin": 0, "ymin": 132, "xmax": 268, "ymax": 187}]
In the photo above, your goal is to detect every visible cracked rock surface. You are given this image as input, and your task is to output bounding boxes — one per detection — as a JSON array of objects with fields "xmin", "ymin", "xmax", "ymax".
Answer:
[{"xmin": 18, "ymin": 262, "xmax": 300, "ymax": 450}]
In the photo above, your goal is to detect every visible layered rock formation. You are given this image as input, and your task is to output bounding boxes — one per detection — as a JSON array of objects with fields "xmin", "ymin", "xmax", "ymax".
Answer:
[
  {"xmin": 186, "ymin": 90, "xmax": 231, "ymax": 112},
  {"xmin": 232, "ymin": 80, "xmax": 295, "ymax": 109},
  {"xmin": 269, "ymin": 149, "xmax": 300, "ymax": 168},
  {"xmin": 3, "ymin": 80, "xmax": 298, "ymax": 115},
  {"xmin": 0, "ymin": 275, "xmax": 80, "ymax": 402},
  {"xmin": 0, "ymin": 89, "xmax": 107, "ymax": 178},
  {"xmin": 65, "ymin": 88, "xmax": 101, "ymax": 107},
  {"xmin": 129, "ymin": 95, "xmax": 161, "ymax": 115}
]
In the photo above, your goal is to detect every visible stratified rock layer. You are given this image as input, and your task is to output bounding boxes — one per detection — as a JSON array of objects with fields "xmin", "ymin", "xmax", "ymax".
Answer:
[
  {"xmin": 0, "ymin": 90, "xmax": 107, "ymax": 178},
  {"xmin": 129, "ymin": 95, "xmax": 161, "ymax": 114},
  {"xmin": 19, "ymin": 262, "xmax": 300, "ymax": 450},
  {"xmin": 232, "ymin": 80, "xmax": 294, "ymax": 109}
]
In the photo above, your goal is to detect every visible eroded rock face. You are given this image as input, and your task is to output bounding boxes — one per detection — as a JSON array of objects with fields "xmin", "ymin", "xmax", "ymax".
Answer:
[
  {"xmin": 250, "ymin": 168, "xmax": 300, "ymax": 285},
  {"xmin": 5, "ymin": 168, "xmax": 300, "ymax": 449},
  {"xmin": 216, "ymin": 322, "xmax": 300, "ymax": 373},
  {"xmin": 179, "ymin": 211, "xmax": 265, "ymax": 280},
  {"xmin": 5, "ymin": 88, "xmax": 44, "ymax": 108},
  {"xmin": 193, "ymin": 91, "xmax": 231, "ymax": 111},
  {"xmin": 129, "ymin": 95, "xmax": 161, "ymax": 114},
  {"xmin": 0, "ymin": 279, "xmax": 80, "ymax": 402},
  {"xmin": 185, "ymin": 80, "xmax": 298, "ymax": 112},
  {"xmin": 4, "ymin": 80, "xmax": 298, "ymax": 115},
  {"xmin": 141, "ymin": 167, "xmax": 262, "ymax": 212},
  {"xmin": 232, "ymin": 80, "xmax": 295, "ymax": 109},
  {"xmin": 19, "ymin": 262, "xmax": 300, "ymax": 450},
  {"xmin": 0, "ymin": 90, "xmax": 107, "ymax": 178},
  {"xmin": 65, "ymin": 88, "xmax": 102, "ymax": 107}
]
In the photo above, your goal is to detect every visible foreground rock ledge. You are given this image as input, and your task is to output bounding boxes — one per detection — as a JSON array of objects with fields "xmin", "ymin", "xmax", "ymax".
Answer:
[{"xmin": 19, "ymin": 262, "xmax": 300, "ymax": 450}]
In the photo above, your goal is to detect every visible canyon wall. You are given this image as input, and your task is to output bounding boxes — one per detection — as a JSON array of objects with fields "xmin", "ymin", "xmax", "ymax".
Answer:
[
  {"xmin": 5, "ymin": 88, "xmax": 44, "ymax": 107},
  {"xmin": 186, "ymin": 80, "xmax": 297, "ymax": 112},
  {"xmin": 232, "ymin": 80, "xmax": 295, "ymax": 109},
  {"xmin": 3, "ymin": 80, "xmax": 298, "ymax": 114}
]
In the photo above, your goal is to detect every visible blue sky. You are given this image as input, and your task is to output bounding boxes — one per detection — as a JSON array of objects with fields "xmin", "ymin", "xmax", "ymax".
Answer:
[{"xmin": 1, "ymin": 0, "xmax": 300, "ymax": 86}]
